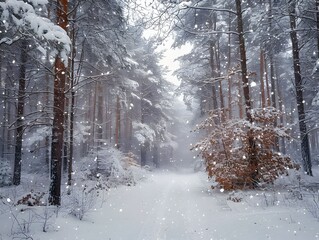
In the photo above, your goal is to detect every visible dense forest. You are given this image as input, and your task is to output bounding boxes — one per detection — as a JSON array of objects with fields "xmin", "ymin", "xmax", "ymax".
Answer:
[
  {"xmin": 171, "ymin": 0, "xmax": 319, "ymax": 189},
  {"xmin": 0, "ymin": 0, "xmax": 319, "ymax": 239},
  {"xmin": 1, "ymin": 1, "xmax": 319, "ymax": 238},
  {"xmin": 0, "ymin": 0, "xmax": 178, "ymax": 205}
]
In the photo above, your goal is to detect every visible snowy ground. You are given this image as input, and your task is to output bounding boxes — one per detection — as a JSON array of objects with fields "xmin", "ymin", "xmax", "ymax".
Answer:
[{"xmin": 1, "ymin": 170, "xmax": 319, "ymax": 240}]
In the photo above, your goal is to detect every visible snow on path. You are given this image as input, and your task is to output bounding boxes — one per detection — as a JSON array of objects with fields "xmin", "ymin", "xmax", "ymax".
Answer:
[{"xmin": 39, "ymin": 170, "xmax": 318, "ymax": 240}]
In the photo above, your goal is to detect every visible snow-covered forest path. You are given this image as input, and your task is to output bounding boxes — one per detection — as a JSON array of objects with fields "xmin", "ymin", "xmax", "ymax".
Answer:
[{"xmin": 43, "ymin": 170, "xmax": 318, "ymax": 240}]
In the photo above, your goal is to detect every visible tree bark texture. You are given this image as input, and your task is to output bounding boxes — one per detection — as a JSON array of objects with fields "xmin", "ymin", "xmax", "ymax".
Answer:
[
  {"xmin": 0, "ymin": 51, "xmax": 4, "ymax": 159},
  {"xmin": 288, "ymin": 0, "xmax": 312, "ymax": 176},
  {"xmin": 236, "ymin": 0, "xmax": 251, "ymax": 121},
  {"xmin": 267, "ymin": 0, "xmax": 280, "ymax": 151},
  {"xmin": 49, "ymin": 0, "xmax": 68, "ymax": 205},
  {"xmin": 316, "ymin": 0, "xmax": 319, "ymax": 57},
  {"xmin": 13, "ymin": 39, "xmax": 28, "ymax": 186},
  {"xmin": 260, "ymin": 49, "xmax": 266, "ymax": 108},
  {"xmin": 115, "ymin": 94, "xmax": 121, "ymax": 149},
  {"xmin": 236, "ymin": 0, "xmax": 258, "ymax": 186}
]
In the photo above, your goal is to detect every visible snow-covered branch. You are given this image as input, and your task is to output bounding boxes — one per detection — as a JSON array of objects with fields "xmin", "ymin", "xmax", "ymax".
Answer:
[{"xmin": 0, "ymin": 0, "xmax": 71, "ymax": 62}]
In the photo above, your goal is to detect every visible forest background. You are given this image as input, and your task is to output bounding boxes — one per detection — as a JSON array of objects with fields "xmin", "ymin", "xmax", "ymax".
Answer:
[{"xmin": 0, "ymin": 0, "xmax": 319, "ymax": 206}]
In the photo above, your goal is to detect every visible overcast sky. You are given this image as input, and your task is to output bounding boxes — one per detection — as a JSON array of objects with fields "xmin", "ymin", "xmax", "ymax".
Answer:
[{"xmin": 157, "ymin": 37, "xmax": 192, "ymax": 86}]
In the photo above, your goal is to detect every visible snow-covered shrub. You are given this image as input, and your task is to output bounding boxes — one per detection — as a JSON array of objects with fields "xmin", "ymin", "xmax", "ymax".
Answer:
[
  {"xmin": 67, "ymin": 149, "xmax": 147, "ymax": 219},
  {"xmin": 194, "ymin": 107, "xmax": 298, "ymax": 190},
  {"xmin": 7, "ymin": 204, "xmax": 35, "ymax": 239},
  {"xmin": 67, "ymin": 185, "xmax": 97, "ymax": 220},
  {"xmin": 121, "ymin": 152, "xmax": 144, "ymax": 185},
  {"xmin": 96, "ymin": 147, "xmax": 127, "ymax": 186},
  {"xmin": 0, "ymin": 160, "xmax": 12, "ymax": 186},
  {"xmin": 74, "ymin": 147, "xmax": 147, "ymax": 189},
  {"xmin": 305, "ymin": 193, "xmax": 319, "ymax": 220}
]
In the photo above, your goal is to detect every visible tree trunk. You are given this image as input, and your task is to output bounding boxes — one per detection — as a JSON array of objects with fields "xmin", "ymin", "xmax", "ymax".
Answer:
[
  {"xmin": 260, "ymin": 49, "xmax": 266, "ymax": 108},
  {"xmin": 68, "ymin": 89, "xmax": 75, "ymax": 187},
  {"xmin": 209, "ymin": 41, "xmax": 219, "ymax": 120},
  {"xmin": 268, "ymin": 0, "xmax": 280, "ymax": 151},
  {"xmin": 215, "ymin": 41, "xmax": 225, "ymax": 122},
  {"xmin": 264, "ymin": 55, "xmax": 271, "ymax": 106},
  {"xmin": 276, "ymin": 70, "xmax": 286, "ymax": 154},
  {"xmin": 208, "ymin": 12, "xmax": 219, "ymax": 119},
  {"xmin": 115, "ymin": 94, "xmax": 121, "ymax": 149},
  {"xmin": 237, "ymin": 72, "xmax": 244, "ymax": 119},
  {"xmin": 141, "ymin": 144, "xmax": 147, "ymax": 166},
  {"xmin": 0, "ymin": 50, "xmax": 4, "ymax": 159},
  {"xmin": 96, "ymin": 92, "xmax": 104, "ymax": 172},
  {"xmin": 13, "ymin": 39, "xmax": 28, "ymax": 186},
  {"xmin": 227, "ymin": 11, "xmax": 232, "ymax": 120},
  {"xmin": 91, "ymin": 82, "xmax": 97, "ymax": 152},
  {"xmin": 153, "ymin": 143, "xmax": 159, "ymax": 168},
  {"xmin": 236, "ymin": 0, "xmax": 252, "ymax": 120},
  {"xmin": 140, "ymin": 86, "xmax": 147, "ymax": 166},
  {"xmin": 288, "ymin": 0, "xmax": 312, "ymax": 176},
  {"xmin": 316, "ymin": 0, "xmax": 319, "ymax": 58},
  {"xmin": 49, "ymin": 0, "xmax": 68, "ymax": 206},
  {"xmin": 124, "ymin": 94, "xmax": 133, "ymax": 152},
  {"xmin": 63, "ymin": 94, "xmax": 69, "ymax": 173},
  {"xmin": 236, "ymin": 0, "xmax": 258, "ymax": 186}
]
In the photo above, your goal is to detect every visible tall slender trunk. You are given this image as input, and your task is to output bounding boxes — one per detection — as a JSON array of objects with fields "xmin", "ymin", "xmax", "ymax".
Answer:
[
  {"xmin": 237, "ymin": 72, "xmax": 244, "ymax": 119},
  {"xmin": 227, "ymin": 11, "xmax": 232, "ymax": 120},
  {"xmin": 0, "ymin": 48, "xmax": 5, "ymax": 159},
  {"xmin": 315, "ymin": 0, "xmax": 319, "ymax": 158},
  {"xmin": 153, "ymin": 143, "xmax": 159, "ymax": 168},
  {"xmin": 236, "ymin": 0, "xmax": 252, "ymax": 121},
  {"xmin": 268, "ymin": 0, "xmax": 280, "ymax": 151},
  {"xmin": 6, "ymin": 77, "xmax": 13, "ymax": 157},
  {"xmin": 67, "ymin": 15, "xmax": 77, "ymax": 188},
  {"xmin": 93, "ymin": 81, "xmax": 103, "ymax": 172},
  {"xmin": 105, "ymin": 92, "xmax": 110, "ymax": 141},
  {"xmin": 316, "ymin": 0, "xmax": 319, "ymax": 58},
  {"xmin": 90, "ymin": 82, "xmax": 97, "ymax": 152},
  {"xmin": 268, "ymin": 0, "xmax": 277, "ymax": 109},
  {"xmin": 208, "ymin": 11, "xmax": 219, "ymax": 119},
  {"xmin": 264, "ymin": 55, "xmax": 271, "ymax": 106},
  {"xmin": 115, "ymin": 94, "xmax": 121, "ymax": 149},
  {"xmin": 13, "ymin": 39, "xmax": 28, "ymax": 186},
  {"xmin": 141, "ymin": 144, "xmax": 147, "ymax": 166},
  {"xmin": 68, "ymin": 89, "xmax": 75, "ymax": 186},
  {"xmin": 236, "ymin": 0, "xmax": 258, "ymax": 186},
  {"xmin": 288, "ymin": 0, "xmax": 312, "ymax": 176},
  {"xmin": 96, "ymin": 90, "xmax": 104, "ymax": 172},
  {"xmin": 269, "ymin": 53, "xmax": 280, "ymax": 151},
  {"xmin": 49, "ymin": 0, "xmax": 68, "ymax": 205},
  {"xmin": 140, "ymin": 85, "xmax": 147, "ymax": 166},
  {"xmin": 276, "ymin": 69, "xmax": 286, "ymax": 154},
  {"xmin": 63, "ymin": 93, "xmax": 69, "ymax": 173},
  {"xmin": 260, "ymin": 49, "xmax": 266, "ymax": 108},
  {"xmin": 108, "ymin": 93, "xmax": 113, "ymax": 144},
  {"xmin": 215, "ymin": 41, "xmax": 225, "ymax": 122},
  {"xmin": 209, "ymin": 41, "xmax": 219, "ymax": 120},
  {"xmin": 124, "ymin": 94, "xmax": 132, "ymax": 152},
  {"xmin": 44, "ymin": 60, "xmax": 51, "ymax": 168}
]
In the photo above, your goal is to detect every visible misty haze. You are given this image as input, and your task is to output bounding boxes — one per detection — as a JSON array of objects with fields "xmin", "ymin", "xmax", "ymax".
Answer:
[{"xmin": 0, "ymin": 0, "xmax": 319, "ymax": 239}]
